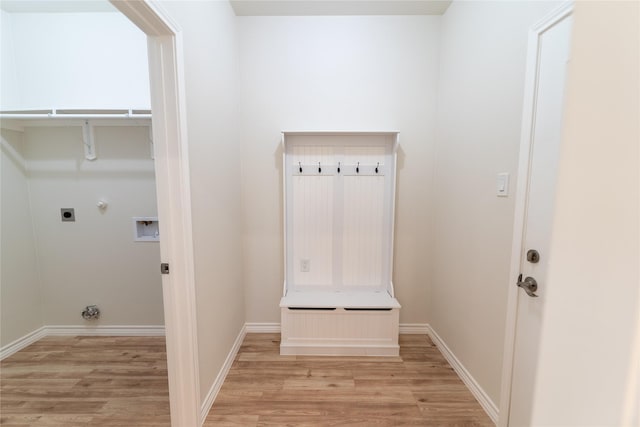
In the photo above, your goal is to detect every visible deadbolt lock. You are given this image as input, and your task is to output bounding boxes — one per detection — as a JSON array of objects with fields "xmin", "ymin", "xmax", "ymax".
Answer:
[{"xmin": 526, "ymin": 249, "xmax": 540, "ymax": 263}]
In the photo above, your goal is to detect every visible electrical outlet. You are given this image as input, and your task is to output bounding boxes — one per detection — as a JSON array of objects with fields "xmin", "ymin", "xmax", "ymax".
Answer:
[{"xmin": 300, "ymin": 259, "xmax": 310, "ymax": 272}]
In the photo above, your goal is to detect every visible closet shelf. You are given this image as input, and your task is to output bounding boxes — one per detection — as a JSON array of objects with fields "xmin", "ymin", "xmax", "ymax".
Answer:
[
  {"xmin": 0, "ymin": 109, "xmax": 152, "ymax": 132},
  {"xmin": 0, "ymin": 109, "xmax": 154, "ymax": 161},
  {"xmin": 0, "ymin": 108, "xmax": 151, "ymax": 119}
]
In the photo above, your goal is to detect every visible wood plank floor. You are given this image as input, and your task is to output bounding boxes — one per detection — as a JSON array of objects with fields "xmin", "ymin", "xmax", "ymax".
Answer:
[
  {"xmin": 0, "ymin": 336, "xmax": 170, "ymax": 426},
  {"xmin": 204, "ymin": 334, "xmax": 494, "ymax": 427},
  {"xmin": 1, "ymin": 334, "xmax": 493, "ymax": 426}
]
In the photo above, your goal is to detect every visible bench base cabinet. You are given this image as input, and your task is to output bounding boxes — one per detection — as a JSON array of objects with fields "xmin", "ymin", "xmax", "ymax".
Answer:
[{"xmin": 280, "ymin": 307, "xmax": 399, "ymax": 356}]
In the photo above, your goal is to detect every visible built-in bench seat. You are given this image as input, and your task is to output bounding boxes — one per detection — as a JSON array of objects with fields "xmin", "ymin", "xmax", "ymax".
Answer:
[{"xmin": 280, "ymin": 290, "xmax": 400, "ymax": 310}]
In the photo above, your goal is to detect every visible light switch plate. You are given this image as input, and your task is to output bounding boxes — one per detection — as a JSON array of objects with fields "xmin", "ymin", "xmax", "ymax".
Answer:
[{"xmin": 497, "ymin": 173, "xmax": 510, "ymax": 197}]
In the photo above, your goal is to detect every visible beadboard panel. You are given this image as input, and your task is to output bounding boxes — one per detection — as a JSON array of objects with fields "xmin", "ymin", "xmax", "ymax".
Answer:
[
  {"xmin": 285, "ymin": 133, "xmax": 397, "ymax": 293},
  {"xmin": 342, "ymin": 175, "xmax": 385, "ymax": 287},
  {"xmin": 291, "ymin": 143, "xmax": 334, "ymax": 168},
  {"xmin": 292, "ymin": 175, "xmax": 334, "ymax": 286}
]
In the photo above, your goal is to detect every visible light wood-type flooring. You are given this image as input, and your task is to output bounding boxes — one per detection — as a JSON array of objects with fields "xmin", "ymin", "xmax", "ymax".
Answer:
[
  {"xmin": 1, "ymin": 334, "xmax": 493, "ymax": 426},
  {"xmin": 204, "ymin": 334, "xmax": 493, "ymax": 426},
  {"xmin": 0, "ymin": 336, "xmax": 170, "ymax": 426}
]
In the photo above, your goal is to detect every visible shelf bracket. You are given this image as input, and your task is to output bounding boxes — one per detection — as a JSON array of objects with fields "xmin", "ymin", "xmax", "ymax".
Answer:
[{"xmin": 82, "ymin": 120, "xmax": 97, "ymax": 161}]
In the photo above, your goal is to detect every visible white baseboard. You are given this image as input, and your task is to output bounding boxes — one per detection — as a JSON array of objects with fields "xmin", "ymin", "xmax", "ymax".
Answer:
[
  {"xmin": 1, "ymin": 325, "xmax": 165, "ymax": 361},
  {"xmin": 280, "ymin": 343, "xmax": 399, "ymax": 356},
  {"xmin": 399, "ymin": 323, "xmax": 429, "ymax": 334},
  {"xmin": 426, "ymin": 325, "xmax": 499, "ymax": 425},
  {"xmin": 244, "ymin": 323, "xmax": 430, "ymax": 335},
  {"xmin": 245, "ymin": 322, "xmax": 281, "ymax": 333},
  {"xmin": 0, "ymin": 326, "xmax": 47, "ymax": 360},
  {"xmin": 200, "ymin": 324, "xmax": 247, "ymax": 424},
  {"xmin": 45, "ymin": 325, "xmax": 166, "ymax": 336}
]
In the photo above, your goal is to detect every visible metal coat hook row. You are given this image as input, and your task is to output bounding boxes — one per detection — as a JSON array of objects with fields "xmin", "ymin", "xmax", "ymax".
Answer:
[
  {"xmin": 299, "ymin": 162, "xmax": 302, "ymax": 173},
  {"xmin": 318, "ymin": 162, "xmax": 322, "ymax": 173},
  {"xmin": 375, "ymin": 162, "xmax": 379, "ymax": 174},
  {"xmin": 356, "ymin": 162, "xmax": 360, "ymax": 174}
]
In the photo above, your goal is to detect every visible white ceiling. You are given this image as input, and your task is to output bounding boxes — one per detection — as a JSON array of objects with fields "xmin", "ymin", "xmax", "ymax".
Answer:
[
  {"xmin": 230, "ymin": 0, "xmax": 452, "ymax": 16},
  {"xmin": 0, "ymin": 0, "xmax": 116, "ymax": 13},
  {"xmin": 0, "ymin": 0, "xmax": 452, "ymax": 16}
]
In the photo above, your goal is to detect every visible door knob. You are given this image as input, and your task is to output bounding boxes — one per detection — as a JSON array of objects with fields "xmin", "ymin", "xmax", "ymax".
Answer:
[{"xmin": 516, "ymin": 274, "xmax": 539, "ymax": 298}]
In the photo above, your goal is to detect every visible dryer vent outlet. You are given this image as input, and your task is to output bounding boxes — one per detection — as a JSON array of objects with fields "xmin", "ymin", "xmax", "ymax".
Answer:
[{"xmin": 82, "ymin": 305, "xmax": 100, "ymax": 320}]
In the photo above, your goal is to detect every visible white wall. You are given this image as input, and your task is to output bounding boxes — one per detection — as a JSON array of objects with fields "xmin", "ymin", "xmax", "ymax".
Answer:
[
  {"xmin": 159, "ymin": 1, "xmax": 246, "ymax": 404},
  {"xmin": 1, "ymin": 11, "xmax": 19, "ymax": 109},
  {"xmin": 1, "ymin": 12, "xmax": 149, "ymax": 110},
  {"xmin": 21, "ymin": 125, "xmax": 163, "ymax": 326},
  {"xmin": 0, "ymin": 129, "xmax": 43, "ymax": 347},
  {"xmin": 531, "ymin": 1, "xmax": 639, "ymax": 425},
  {"xmin": 239, "ymin": 15, "xmax": 440, "ymax": 324},
  {"xmin": 430, "ymin": 1, "xmax": 559, "ymax": 405}
]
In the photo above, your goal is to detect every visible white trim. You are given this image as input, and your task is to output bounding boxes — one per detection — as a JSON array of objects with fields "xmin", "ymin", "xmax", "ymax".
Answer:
[
  {"xmin": 243, "ymin": 323, "xmax": 429, "ymax": 335},
  {"xmin": 45, "ymin": 325, "xmax": 165, "ymax": 336},
  {"xmin": 245, "ymin": 323, "xmax": 282, "ymax": 333},
  {"xmin": 148, "ymin": 31, "xmax": 201, "ymax": 427},
  {"xmin": 282, "ymin": 130, "xmax": 400, "ymax": 136},
  {"xmin": 0, "ymin": 327, "xmax": 47, "ymax": 360},
  {"xmin": 199, "ymin": 325, "xmax": 247, "ymax": 424},
  {"xmin": 110, "ymin": 2, "xmax": 201, "ymax": 427},
  {"xmin": 280, "ymin": 343, "xmax": 399, "ymax": 357},
  {"xmin": 427, "ymin": 325, "xmax": 499, "ymax": 425},
  {"xmin": 399, "ymin": 323, "xmax": 429, "ymax": 334},
  {"xmin": 499, "ymin": 4, "xmax": 573, "ymax": 427},
  {"xmin": 110, "ymin": 0, "xmax": 177, "ymax": 36}
]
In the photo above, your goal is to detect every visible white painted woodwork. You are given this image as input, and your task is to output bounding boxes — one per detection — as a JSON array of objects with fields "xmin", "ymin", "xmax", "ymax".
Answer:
[
  {"xmin": 281, "ymin": 131, "xmax": 400, "ymax": 356},
  {"xmin": 292, "ymin": 175, "xmax": 334, "ymax": 287},
  {"xmin": 528, "ymin": 2, "xmax": 639, "ymax": 424},
  {"xmin": 342, "ymin": 175, "xmax": 385, "ymax": 287},
  {"xmin": 110, "ymin": 2, "xmax": 202, "ymax": 426},
  {"xmin": 428, "ymin": 325, "xmax": 499, "ymax": 423},
  {"xmin": 280, "ymin": 308, "xmax": 399, "ymax": 356},
  {"xmin": 280, "ymin": 290, "xmax": 401, "ymax": 309},
  {"xmin": 500, "ymin": 5, "xmax": 573, "ymax": 426}
]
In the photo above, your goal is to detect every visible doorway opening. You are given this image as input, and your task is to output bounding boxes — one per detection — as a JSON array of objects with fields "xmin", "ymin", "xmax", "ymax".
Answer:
[{"xmin": 1, "ymin": 1, "xmax": 201, "ymax": 425}]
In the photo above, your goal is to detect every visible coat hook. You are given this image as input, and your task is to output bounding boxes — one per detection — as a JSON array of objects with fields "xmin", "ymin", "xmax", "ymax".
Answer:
[
  {"xmin": 299, "ymin": 162, "xmax": 302, "ymax": 173},
  {"xmin": 318, "ymin": 162, "xmax": 322, "ymax": 173},
  {"xmin": 356, "ymin": 162, "xmax": 360, "ymax": 174},
  {"xmin": 337, "ymin": 162, "xmax": 341, "ymax": 174},
  {"xmin": 375, "ymin": 162, "xmax": 379, "ymax": 174}
]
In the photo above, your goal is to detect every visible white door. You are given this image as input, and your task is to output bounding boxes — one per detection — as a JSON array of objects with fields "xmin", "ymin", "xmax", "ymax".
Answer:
[{"xmin": 506, "ymin": 7, "xmax": 573, "ymax": 427}]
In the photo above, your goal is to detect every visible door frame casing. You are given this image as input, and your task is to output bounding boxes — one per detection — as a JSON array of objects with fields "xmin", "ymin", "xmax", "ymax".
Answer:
[
  {"xmin": 498, "ymin": 3, "xmax": 573, "ymax": 426},
  {"xmin": 109, "ymin": 2, "xmax": 201, "ymax": 426}
]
